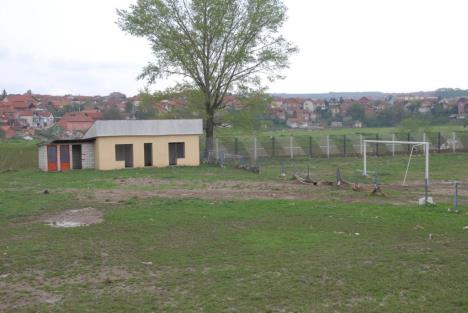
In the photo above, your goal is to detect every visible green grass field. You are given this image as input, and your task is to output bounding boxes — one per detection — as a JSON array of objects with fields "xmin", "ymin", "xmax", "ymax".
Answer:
[{"xmin": 0, "ymin": 139, "xmax": 467, "ymax": 312}]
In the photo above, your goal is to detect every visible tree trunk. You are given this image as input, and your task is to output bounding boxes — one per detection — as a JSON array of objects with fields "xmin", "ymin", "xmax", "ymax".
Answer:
[{"xmin": 204, "ymin": 112, "xmax": 215, "ymax": 160}]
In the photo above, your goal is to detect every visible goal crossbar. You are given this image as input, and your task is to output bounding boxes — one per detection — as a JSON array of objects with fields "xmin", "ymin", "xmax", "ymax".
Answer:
[{"xmin": 363, "ymin": 140, "xmax": 429, "ymax": 183}]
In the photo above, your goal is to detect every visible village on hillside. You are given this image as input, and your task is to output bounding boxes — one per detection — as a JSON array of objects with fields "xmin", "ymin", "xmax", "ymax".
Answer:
[{"xmin": 0, "ymin": 89, "xmax": 467, "ymax": 140}]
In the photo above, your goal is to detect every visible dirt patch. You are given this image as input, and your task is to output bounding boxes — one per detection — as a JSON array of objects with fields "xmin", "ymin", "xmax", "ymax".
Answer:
[
  {"xmin": 0, "ymin": 282, "xmax": 61, "ymax": 311},
  {"xmin": 0, "ymin": 266, "xmax": 163, "ymax": 310},
  {"xmin": 87, "ymin": 180, "xmax": 410, "ymax": 204},
  {"xmin": 45, "ymin": 207, "xmax": 103, "ymax": 228},
  {"xmin": 91, "ymin": 180, "xmax": 317, "ymax": 203},
  {"xmin": 70, "ymin": 178, "xmax": 467, "ymax": 206}
]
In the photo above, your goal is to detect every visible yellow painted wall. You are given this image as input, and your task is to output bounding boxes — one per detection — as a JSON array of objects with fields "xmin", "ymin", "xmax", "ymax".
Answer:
[{"xmin": 94, "ymin": 135, "xmax": 200, "ymax": 170}]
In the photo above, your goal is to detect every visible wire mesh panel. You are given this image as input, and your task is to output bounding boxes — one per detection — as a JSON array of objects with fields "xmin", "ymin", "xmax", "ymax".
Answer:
[
  {"xmin": 209, "ymin": 130, "xmax": 468, "ymax": 163},
  {"xmin": 273, "ymin": 136, "xmax": 293, "ymax": 158},
  {"xmin": 457, "ymin": 131, "xmax": 468, "ymax": 152}
]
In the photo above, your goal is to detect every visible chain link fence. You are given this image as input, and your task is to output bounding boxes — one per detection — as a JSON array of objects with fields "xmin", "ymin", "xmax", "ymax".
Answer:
[{"xmin": 203, "ymin": 131, "xmax": 468, "ymax": 163}]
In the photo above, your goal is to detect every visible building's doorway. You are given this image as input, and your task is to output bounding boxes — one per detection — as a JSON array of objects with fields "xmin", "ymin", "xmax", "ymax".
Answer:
[
  {"xmin": 169, "ymin": 142, "xmax": 185, "ymax": 166},
  {"xmin": 72, "ymin": 145, "xmax": 82, "ymax": 169},
  {"xmin": 47, "ymin": 145, "xmax": 58, "ymax": 172},
  {"xmin": 60, "ymin": 145, "xmax": 70, "ymax": 171},
  {"xmin": 144, "ymin": 143, "xmax": 153, "ymax": 166},
  {"xmin": 123, "ymin": 145, "xmax": 133, "ymax": 168}
]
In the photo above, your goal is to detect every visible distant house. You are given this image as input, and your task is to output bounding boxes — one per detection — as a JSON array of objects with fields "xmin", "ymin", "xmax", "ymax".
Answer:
[
  {"xmin": 2, "ymin": 95, "xmax": 38, "ymax": 111},
  {"xmin": 286, "ymin": 118, "xmax": 308, "ymax": 129},
  {"xmin": 418, "ymin": 101, "xmax": 432, "ymax": 114},
  {"xmin": 359, "ymin": 97, "xmax": 371, "ymax": 106},
  {"xmin": 269, "ymin": 108, "xmax": 286, "ymax": 121},
  {"xmin": 18, "ymin": 111, "xmax": 34, "ymax": 128},
  {"xmin": 38, "ymin": 119, "xmax": 203, "ymax": 171},
  {"xmin": 81, "ymin": 109, "xmax": 102, "ymax": 120},
  {"xmin": 33, "ymin": 111, "xmax": 54, "ymax": 128},
  {"xmin": 458, "ymin": 98, "xmax": 467, "ymax": 118},
  {"xmin": 303, "ymin": 100, "xmax": 317, "ymax": 112},
  {"xmin": 330, "ymin": 121, "xmax": 343, "ymax": 128},
  {"xmin": 0, "ymin": 125, "xmax": 16, "ymax": 139},
  {"xmin": 353, "ymin": 121, "xmax": 363, "ymax": 128},
  {"xmin": 57, "ymin": 112, "xmax": 95, "ymax": 131},
  {"xmin": 329, "ymin": 102, "xmax": 341, "ymax": 117}
]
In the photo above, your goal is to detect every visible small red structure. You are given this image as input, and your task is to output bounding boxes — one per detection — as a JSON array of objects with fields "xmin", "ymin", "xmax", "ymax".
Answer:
[
  {"xmin": 47, "ymin": 145, "xmax": 58, "ymax": 172},
  {"xmin": 39, "ymin": 138, "xmax": 95, "ymax": 172}
]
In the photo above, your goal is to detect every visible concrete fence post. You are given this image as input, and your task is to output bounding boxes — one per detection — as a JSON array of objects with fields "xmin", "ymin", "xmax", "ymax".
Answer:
[
  {"xmin": 254, "ymin": 137, "xmax": 257, "ymax": 162},
  {"xmin": 326, "ymin": 135, "xmax": 330, "ymax": 159},
  {"xmin": 309, "ymin": 136, "xmax": 313, "ymax": 158},
  {"xmin": 375, "ymin": 134, "xmax": 379, "ymax": 156},
  {"xmin": 437, "ymin": 132, "xmax": 441, "ymax": 153},
  {"xmin": 290, "ymin": 136, "xmax": 294, "ymax": 159},
  {"xmin": 343, "ymin": 135, "xmax": 347, "ymax": 157},
  {"xmin": 407, "ymin": 133, "xmax": 411, "ymax": 155},
  {"xmin": 452, "ymin": 132, "xmax": 456, "ymax": 153},
  {"xmin": 392, "ymin": 134, "xmax": 396, "ymax": 157},
  {"xmin": 360, "ymin": 135, "xmax": 363, "ymax": 155}
]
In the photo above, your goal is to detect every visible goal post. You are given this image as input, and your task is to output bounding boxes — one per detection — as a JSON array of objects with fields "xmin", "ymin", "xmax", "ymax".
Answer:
[{"xmin": 363, "ymin": 140, "xmax": 430, "ymax": 183}]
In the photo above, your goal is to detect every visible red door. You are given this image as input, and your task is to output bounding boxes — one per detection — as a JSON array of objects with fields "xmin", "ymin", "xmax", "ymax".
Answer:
[
  {"xmin": 60, "ymin": 145, "xmax": 70, "ymax": 171},
  {"xmin": 47, "ymin": 145, "xmax": 58, "ymax": 172}
]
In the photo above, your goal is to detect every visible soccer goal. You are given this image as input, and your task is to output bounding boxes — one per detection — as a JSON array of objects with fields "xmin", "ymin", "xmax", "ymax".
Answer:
[{"xmin": 362, "ymin": 140, "xmax": 430, "ymax": 185}]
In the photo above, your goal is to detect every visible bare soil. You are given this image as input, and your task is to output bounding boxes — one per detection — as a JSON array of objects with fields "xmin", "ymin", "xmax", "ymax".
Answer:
[{"xmin": 75, "ymin": 178, "xmax": 468, "ymax": 207}]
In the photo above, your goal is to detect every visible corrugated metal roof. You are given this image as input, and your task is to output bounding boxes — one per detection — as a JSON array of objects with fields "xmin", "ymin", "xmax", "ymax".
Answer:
[{"xmin": 83, "ymin": 119, "xmax": 203, "ymax": 139}]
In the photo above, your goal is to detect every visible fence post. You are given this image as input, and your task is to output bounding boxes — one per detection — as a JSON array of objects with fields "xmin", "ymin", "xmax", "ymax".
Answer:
[
  {"xmin": 454, "ymin": 182, "xmax": 459, "ymax": 213},
  {"xmin": 234, "ymin": 138, "xmax": 238, "ymax": 156},
  {"xmin": 326, "ymin": 135, "xmax": 330, "ymax": 159},
  {"xmin": 452, "ymin": 132, "xmax": 456, "ymax": 153},
  {"xmin": 407, "ymin": 133, "xmax": 411, "ymax": 155},
  {"xmin": 392, "ymin": 133, "xmax": 396, "ymax": 157},
  {"xmin": 309, "ymin": 136, "xmax": 313, "ymax": 158},
  {"xmin": 343, "ymin": 135, "xmax": 347, "ymax": 157},
  {"xmin": 363, "ymin": 139, "xmax": 367, "ymax": 176},
  {"xmin": 290, "ymin": 136, "xmax": 293, "ymax": 159},
  {"xmin": 360, "ymin": 135, "xmax": 363, "ymax": 155},
  {"xmin": 271, "ymin": 136, "xmax": 275, "ymax": 158},
  {"xmin": 253, "ymin": 137, "xmax": 257, "ymax": 162},
  {"xmin": 375, "ymin": 134, "xmax": 379, "ymax": 157},
  {"xmin": 437, "ymin": 132, "xmax": 441, "ymax": 153}
]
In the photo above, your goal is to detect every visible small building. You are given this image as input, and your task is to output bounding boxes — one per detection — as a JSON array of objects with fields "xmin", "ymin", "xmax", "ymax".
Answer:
[{"xmin": 38, "ymin": 119, "xmax": 203, "ymax": 171}]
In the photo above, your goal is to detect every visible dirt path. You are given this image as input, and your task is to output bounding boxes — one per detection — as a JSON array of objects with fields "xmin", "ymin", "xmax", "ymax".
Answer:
[{"xmin": 68, "ymin": 178, "xmax": 466, "ymax": 205}]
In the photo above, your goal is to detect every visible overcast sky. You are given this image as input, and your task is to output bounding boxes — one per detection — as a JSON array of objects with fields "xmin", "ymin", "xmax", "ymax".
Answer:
[{"xmin": 1, "ymin": 0, "xmax": 468, "ymax": 96}]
